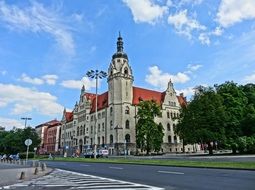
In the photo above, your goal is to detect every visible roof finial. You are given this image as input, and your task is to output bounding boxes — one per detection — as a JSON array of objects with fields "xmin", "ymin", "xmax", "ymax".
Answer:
[{"xmin": 117, "ymin": 32, "xmax": 123, "ymax": 52}]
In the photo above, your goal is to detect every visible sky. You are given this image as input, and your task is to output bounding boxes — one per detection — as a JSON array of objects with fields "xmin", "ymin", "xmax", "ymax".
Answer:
[{"xmin": 0, "ymin": 0, "xmax": 255, "ymax": 130}]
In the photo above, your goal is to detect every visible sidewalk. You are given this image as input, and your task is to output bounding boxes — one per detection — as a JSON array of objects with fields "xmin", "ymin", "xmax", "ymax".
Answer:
[{"xmin": 0, "ymin": 161, "xmax": 52, "ymax": 187}]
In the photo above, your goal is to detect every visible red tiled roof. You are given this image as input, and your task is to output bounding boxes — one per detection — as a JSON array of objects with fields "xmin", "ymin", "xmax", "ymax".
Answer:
[
  {"xmin": 88, "ymin": 92, "xmax": 108, "ymax": 113},
  {"xmin": 35, "ymin": 119, "xmax": 61, "ymax": 128},
  {"xmin": 177, "ymin": 95, "xmax": 187, "ymax": 107},
  {"xmin": 132, "ymin": 87, "xmax": 164, "ymax": 105},
  {"xmin": 65, "ymin": 112, "xmax": 73, "ymax": 122}
]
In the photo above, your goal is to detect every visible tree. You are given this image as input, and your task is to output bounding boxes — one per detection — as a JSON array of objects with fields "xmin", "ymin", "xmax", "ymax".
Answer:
[
  {"xmin": 136, "ymin": 100, "xmax": 164, "ymax": 154},
  {"xmin": 176, "ymin": 86, "xmax": 227, "ymax": 155},
  {"xmin": 0, "ymin": 127, "xmax": 40, "ymax": 154}
]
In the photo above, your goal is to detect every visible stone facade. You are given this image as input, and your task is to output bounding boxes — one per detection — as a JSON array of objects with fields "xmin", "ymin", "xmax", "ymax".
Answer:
[{"xmin": 60, "ymin": 35, "xmax": 200, "ymax": 156}]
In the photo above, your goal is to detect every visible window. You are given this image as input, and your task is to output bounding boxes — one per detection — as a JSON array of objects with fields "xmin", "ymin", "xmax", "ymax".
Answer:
[
  {"xmin": 168, "ymin": 135, "xmax": 171, "ymax": 143},
  {"xmin": 98, "ymin": 124, "xmax": 100, "ymax": 132},
  {"xmin": 173, "ymin": 124, "xmax": 176, "ymax": 131},
  {"xmin": 125, "ymin": 134, "xmax": 130, "ymax": 143},
  {"xmin": 77, "ymin": 127, "xmax": 79, "ymax": 136},
  {"xmin": 167, "ymin": 112, "xmax": 170, "ymax": 118},
  {"xmin": 102, "ymin": 111, "xmax": 105, "ymax": 118},
  {"xmin": 98, "ymin": 137, "xmax": 100, "ymax": 145},
  {"xmin": 167, "ymin": 123, "xmax": 171, "ymax": 131},
  {"xmin": 125, "ymin": 106, "xmax": 130, "ymax": 114},
  {"xmin": 98, "ymin": 113, "xmax": 101, "ymax": 119},
  {"xmin": 124, "ymin": 67, "xmax": 128, "ymax": 75},
  {"xmin": 174, "ymin": 135, "xmax": 177, "ymax": 143},
  {"xmin": 110, "ymin": 107, "xmax": 113, "ymax": 116},
  {"xmin": 102, "ymin": 123, "xmax": 105, "ymax": 131},
  {"xmin": 125, "ymin": 120, "xmax": 130, "ymax": 129},
  {"xmin": 91, "ymin": 126, "xmax": 93, "ymax": 134},
  {"xmin": 110, "ymin": 120, "xmax": 113, "ymax": 129},
  {"xmin": 110, "ymin": 135, "xmax": 113, "ymax": 144},
  {"xmin": 102, "ymin": 136, "xmax": 105, "ymax": 146}
]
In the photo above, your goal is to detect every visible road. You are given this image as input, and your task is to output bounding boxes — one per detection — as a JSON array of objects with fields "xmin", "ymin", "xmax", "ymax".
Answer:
[{"xmin": 42, "ymin": 161, "xmax": 255, "ymax": 190}]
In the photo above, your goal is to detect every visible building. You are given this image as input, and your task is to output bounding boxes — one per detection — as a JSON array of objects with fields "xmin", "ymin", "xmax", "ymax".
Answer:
[
  {"xmin": 35, "ymin": 119, "xmax": 61, "ymax": 154},
  {"xmin": 60, "ymin": 34, "xmax": 199, "ymax": 155}
]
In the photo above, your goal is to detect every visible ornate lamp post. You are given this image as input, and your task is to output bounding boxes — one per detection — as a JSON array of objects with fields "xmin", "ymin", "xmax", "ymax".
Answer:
[{"xmin": 86, "ymin": 70, "xmax": 107, "ymax": 159}]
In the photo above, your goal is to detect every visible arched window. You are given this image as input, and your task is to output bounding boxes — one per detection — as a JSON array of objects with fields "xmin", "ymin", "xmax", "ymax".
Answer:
[
  {"xmin": 125, "ymin": 134, "xmax": 130, "ymax": 143},
  {"xmin": 167, "ymin": 123, "xmax": 171, "ymax": 131},
  {"xmin": 80, "ymin": 126, "xmax": 82, "ymax": 136},
  {"xmin": 110, "ymin": 135, "xmax": 113, "ymax": 144},
  {"xmin": 125, "ymin": 106, "xmax": 130, "ymax": 114},
  {"xmin": 125, "ymin": 120, "xmax": 130, "ymax": 129},
  {"xmin": 124, "ymin": 67, "xmax": 129, "ymax": 75},
  {"xmin": 168, "ymin": 135, "xmax": 171, "ymax": 143},
  {"xmin": 167, "ymin": 112, "xmax": 170, "ymax": 118},
  {"xmin": 83, "ymin": 125, "xmax": 86, "ymax": 135},
  {"xmin": 98, "ymin": 124, "xmax": 100, "ymax": 132}
]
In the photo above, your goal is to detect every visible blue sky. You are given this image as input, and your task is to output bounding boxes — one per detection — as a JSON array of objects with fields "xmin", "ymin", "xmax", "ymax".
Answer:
[{"xmin": 1, "ymin": 0, "xmax": 255, "ymax": 130}]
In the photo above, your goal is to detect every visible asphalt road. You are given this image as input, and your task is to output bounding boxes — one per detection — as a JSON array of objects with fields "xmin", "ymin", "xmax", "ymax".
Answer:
[{"xmin": 44, "ymin": 161, "xmax": 255, "ymax": 190}]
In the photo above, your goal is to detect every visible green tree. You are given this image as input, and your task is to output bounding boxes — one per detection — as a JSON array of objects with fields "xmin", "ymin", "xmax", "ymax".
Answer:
[
  {"xmin": 136, "ymin": 100, "xmax": 163, "ymax": 154},
  {"xmin": 0, "ymin": 127, "xmax": 40, "ymax": 154},
  {"xmin": 176, "ymin": 86, "xmax": 227, "ymax": 155}
]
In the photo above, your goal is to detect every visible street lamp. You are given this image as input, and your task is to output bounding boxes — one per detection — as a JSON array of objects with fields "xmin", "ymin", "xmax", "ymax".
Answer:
[
  {"xmin": 86, "ymin": 69, "xmax": 107, "ymax": 159},
  {"xmin": 21, "ymin": 117, "xmax": 32, "ymax": 128}
]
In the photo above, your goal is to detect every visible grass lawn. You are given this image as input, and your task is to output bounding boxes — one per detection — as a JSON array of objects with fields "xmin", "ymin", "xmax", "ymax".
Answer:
[{"xmin": 38, "ymin": 156, "xmax": 255, "ymax": 170}]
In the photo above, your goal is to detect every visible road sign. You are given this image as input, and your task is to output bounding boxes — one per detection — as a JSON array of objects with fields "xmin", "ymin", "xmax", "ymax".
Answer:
[{"xmin": 25, "ymin": 139, "xmax": 32, "ymax": 146}]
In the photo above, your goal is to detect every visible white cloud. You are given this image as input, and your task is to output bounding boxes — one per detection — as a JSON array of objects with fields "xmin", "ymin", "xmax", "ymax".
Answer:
[
  {"xmin": 20, "ymin": 73, "xmax": 44, "ymax": 85},
  {"xmin": 216, "ymin": 0, "xmax": 255, "ymax": 28},
  {"xmin": 168, "ymin": 9, "xmax": 206, "ymax": 39},
  {"xmin": 0, "ymin": 117, "xmax": 24, "ymax": 131},
  {"xmin": 187, "ymin": 64, "xmax": 202, "ymax": 71},
  {"xmin": 0, "ymin": 83, "xmax": 63, "ymax": 115},
  {"xmin": 244, "ymin": 72, "xmax": 255, "ymax": 83},
  {"xmin": 176, "ymin": 87, "xmax": 195, "ymax": 98},
  {"xmin": 60, "ymin": 77, "xmax": 97, "ymax": 90},
  {"xmin": 145, "ymin": 66, "xmax": 190, "ymax": 90},
  {"xmin": 0, "ymin": 1, "xmax": 75, "ymax": 55},
  {"xmin": 42, "ymin": 75, "xmax": 58, "ymax": 85},
  {"xmin": 19, "ymin": 73, "xmax": 58, "ymax": 85},
  {"xmin": 198, "ymin": 33, "xmax": 210, "ymax": 45},
  {"xmin": 123, "ymin": 0, "xmax": 168, "ymax": 24}
]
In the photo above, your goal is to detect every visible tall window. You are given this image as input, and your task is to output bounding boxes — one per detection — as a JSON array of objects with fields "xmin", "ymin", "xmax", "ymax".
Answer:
[
  {"xmin": 98, "ymin": 124, "xmax": 100, "ymax": 132},
  {"xmin": 110, "ymin": 135, "xmax": 113, "ymax": 144},
  {"xmin": 167, "ymin": 123, "xmax": 171, "ymax": 131},
  {"xmin": 174, "ymin": 135, "xmax": 177, "ymax": 143},
  {"xmin": 125, "ymin": 106, "xmax": 130, "ymax": 114},
  {"xmin": 77, "ymin": 127, "xmax": 79, "ymax": 136},
  {"xmin": 110, "ymin": 107, "xmax": 113, "ymax": 116},
  {"xmin": 102, "ymin": 136, "xmax": 105, "ymax": 145},
  {"xmin": 125, "ymin": 120, "xmax": 130, "ymax": 129},
  {"xmin": 110, "ymin": 120, "xmax": 113, "ymax": 129},
  {"xmin": 102, "ymin": 123, "xmax": 105, "ymax": 131},
  {"xmin": 168, "ymin": 135, "xmax": 171, "ymax": 143},
  {"xmin": 167, "ymin": 112, "xmax": 170, "ymax": 118},
  {"xmin": 125, "ymin": 134, "xmax": 130, "ymax": 143}
]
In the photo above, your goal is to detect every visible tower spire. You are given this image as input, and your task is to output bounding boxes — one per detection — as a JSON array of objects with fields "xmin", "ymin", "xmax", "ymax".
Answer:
[{"xmin": 117, "ymin": 31, "xmax": 123, "ymax": 52}]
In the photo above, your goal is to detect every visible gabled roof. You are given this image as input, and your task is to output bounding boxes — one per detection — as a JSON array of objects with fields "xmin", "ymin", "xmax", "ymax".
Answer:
[
  {"xmin": 89, "ymin": 92, "xmax": 108, "ymax": 113},
  {"xmin": 133, "ymin": 87, "xmax": 164, "ymax": 105}
]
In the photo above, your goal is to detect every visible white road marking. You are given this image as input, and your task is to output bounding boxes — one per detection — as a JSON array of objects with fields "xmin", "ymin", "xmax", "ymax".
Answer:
[
  {"xmin": 158, "ymin": 170, "xmax": 184, "ymax": 175},
  {"xmin": 109, "ymin": 166, "xmax": 123, "ymax": 170}
]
